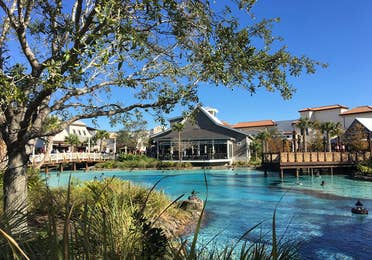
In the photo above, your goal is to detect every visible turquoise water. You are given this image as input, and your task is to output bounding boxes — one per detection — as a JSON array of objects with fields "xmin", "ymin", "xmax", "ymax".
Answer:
[{"xmin": 45, "ymin": 169, "xmax": 372, "ymax": 259}]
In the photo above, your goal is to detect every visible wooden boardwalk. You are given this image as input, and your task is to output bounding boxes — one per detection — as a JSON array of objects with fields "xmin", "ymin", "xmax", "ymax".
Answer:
[
  {"xmin": 30, "ymin": 152, "xmax": 114, "ymax": 173},
  {"xmin": 263, "ymin": 152, "xmax": 371, "ymax": 178}
]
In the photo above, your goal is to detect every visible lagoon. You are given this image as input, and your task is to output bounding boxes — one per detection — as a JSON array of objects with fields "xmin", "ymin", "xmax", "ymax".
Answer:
[{"xmin": 46, "ymin": 168, "xmax": 372, "ymax": 259}]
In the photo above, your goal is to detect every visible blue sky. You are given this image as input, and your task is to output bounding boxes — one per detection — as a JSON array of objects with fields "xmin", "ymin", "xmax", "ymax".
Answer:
[
  {"xmin": 107, "ymin": 0, "xmax": 370, "ymax": 130},
  {"xmin": 193, "ymin": 0, "xmax": 372, "ymax": 125}
]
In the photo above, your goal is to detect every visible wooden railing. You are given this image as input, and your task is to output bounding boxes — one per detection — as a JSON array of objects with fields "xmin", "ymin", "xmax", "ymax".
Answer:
[
  {"xmin": 31, "ymin": 152, "xmax": 114, "ymax": 165},
  {"xmin": 263, "ymin": 152, "xmax": 371, "ymax": 165}
]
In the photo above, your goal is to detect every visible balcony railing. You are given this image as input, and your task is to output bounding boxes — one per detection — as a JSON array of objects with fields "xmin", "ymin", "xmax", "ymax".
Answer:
[
  {"xmin": 263, "ymin": 152, "xmax": 371, "ymax": 165},
  {"xmin": 158, "ymin": 153, "xmax": 229, "ymax": 161}
]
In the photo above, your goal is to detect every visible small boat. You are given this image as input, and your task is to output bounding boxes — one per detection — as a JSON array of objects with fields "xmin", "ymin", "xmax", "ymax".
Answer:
[{"xmin": 351, "ymin": 200, "xmax": 368, "ymax": 215}]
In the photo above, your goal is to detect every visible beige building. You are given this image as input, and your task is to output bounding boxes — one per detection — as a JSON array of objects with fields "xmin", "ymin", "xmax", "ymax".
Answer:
[
  {"xmin": 340, "ymin": 106, "xmax": 372, "ymax": 129},
  {"xmin": 298, "ymin": 104, "xmax": 348, "ymax": 125}
]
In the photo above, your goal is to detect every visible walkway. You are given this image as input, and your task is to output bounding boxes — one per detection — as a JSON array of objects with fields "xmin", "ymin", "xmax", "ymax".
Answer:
[{"xmin": 30, "ymin": 152, "xmax": 114, "ymax": 172}]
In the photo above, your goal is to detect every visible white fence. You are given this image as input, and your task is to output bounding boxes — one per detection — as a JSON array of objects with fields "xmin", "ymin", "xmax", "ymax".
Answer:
[{"xmin": 31, "ymin": 152, "xmax": 114, "ymax": 165}]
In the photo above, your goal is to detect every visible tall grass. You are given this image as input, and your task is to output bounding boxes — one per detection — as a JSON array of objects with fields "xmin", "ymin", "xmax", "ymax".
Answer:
[{"xmin": 0, "ymin": 170, "xmax": 300, "ymax": 259}]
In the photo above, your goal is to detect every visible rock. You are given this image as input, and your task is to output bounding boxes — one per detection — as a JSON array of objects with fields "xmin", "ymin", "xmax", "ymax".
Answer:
[
  {"xmin": 179, "ymin": 196, "xmax": 204, "ymax": 211},
  {"xmin": 155, "ymin": 195, "xmax": 205, "ymax": 239}
]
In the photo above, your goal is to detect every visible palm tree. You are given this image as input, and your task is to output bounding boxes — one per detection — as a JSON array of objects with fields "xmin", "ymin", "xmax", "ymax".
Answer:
[
  {"xmin": 65, "ymin": 134, "xmax": 80, "ymax": 152},
  {"xmin": 249, "ymin": 139, "xmax": 261, "ymax": 161},
  {"xmin": 257, "ymin": 129, "xmax": 270, "ymax": 152},
  {"xmin": 331, "ymin": 124, "xmax": 344, "ymax": 151},
  {"xmin": 172, "ymin": 123, "xmax": 184, "ymax": 162},
  {"xmin": 95, "ymin": 130, "xmax": 110, "ymax": 152},
  {"xmin": 296, "ymin": 117, "xmax": 313, "ymax": 152},
  {"xmin": 319, "ymin": 122, "xmax": 342, "ymax": 152}
]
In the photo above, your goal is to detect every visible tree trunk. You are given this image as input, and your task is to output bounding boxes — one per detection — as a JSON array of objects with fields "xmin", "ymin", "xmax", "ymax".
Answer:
[
  {"xmin": 327, "ymin": 133, "xmax": 332, "ymax": 152},
  {"xmin": 303, "ymin": 133, "xmax": 307, "ymax": 152},
  {"xmin": 3, "ymin": 147, "xmax": 29, "ymax": 228},
  {"xmin": 178, "ymin": 131, "xmax": 181, "ymax": 162}
]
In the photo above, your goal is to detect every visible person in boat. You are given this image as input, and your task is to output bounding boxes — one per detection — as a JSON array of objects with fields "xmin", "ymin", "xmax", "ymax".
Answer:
[
  {"xmin": 321, "ymin": 180, "xmax": 325, "ymax": 186},
  {"xmin": 356, "ymin": 200, "xmax": 363, "ymax": 207},
  {"xmin": 351, "ymin": 199, "xmax": 368, "ymax": 214}
]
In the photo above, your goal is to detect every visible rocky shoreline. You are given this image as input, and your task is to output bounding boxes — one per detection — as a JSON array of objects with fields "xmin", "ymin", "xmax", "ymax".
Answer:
[{"xmin": 157, "ymin": 194, "xmax": 205, "ymax": 239}]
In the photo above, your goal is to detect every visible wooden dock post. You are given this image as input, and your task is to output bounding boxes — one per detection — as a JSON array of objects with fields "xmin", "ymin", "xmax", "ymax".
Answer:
[
  {"xmin": 45, "ymin": 166, "xmax": 49, "ymax": 174},
  {"xmin": 59, "ymin": 163, "xmax": 63, "ymax": 172},
  {"xmin": 280, "ymin": 169, "xmax": 284, "ymax": 179},
  {"xmin": 73, "ymin": 162, "xmax": 77, "ymax": 171},
  {"xmin": 296, "ymin": 168, "xmax": 299, "ymax": 178}
]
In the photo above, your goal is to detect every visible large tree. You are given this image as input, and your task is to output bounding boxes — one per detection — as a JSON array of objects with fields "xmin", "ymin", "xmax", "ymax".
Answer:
[{"xmin": 0, "ymin": 0, "xmax": 323, "ymax": 217}]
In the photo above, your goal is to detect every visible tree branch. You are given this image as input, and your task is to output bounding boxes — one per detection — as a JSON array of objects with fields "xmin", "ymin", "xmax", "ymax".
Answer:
[
  {"xmin": 72, "ymin": 0, "xmax": 83, "ymax": 32},
  {"xmin": 50, "ymin": 81, "xmax": 119, "ymax": 112}
]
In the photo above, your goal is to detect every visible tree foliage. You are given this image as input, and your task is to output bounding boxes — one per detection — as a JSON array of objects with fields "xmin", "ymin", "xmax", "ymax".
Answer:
[
  {"xmin": 65, "ymin": 133, "xmax": 80, "ymax": 152},
  {"xmin": 0, "ymin": 0, "xmax": 324, "ymax": 214},
  {"xmin": 0, "ymin": 0, "xmax": 324, "ymax": 144},
  {"xmin": 94, "ymin": 129, "xmax": 110, "ymax": 152},
  {"xmin": 296, "ymin": 117, "xmax": 313, "ymax": 152},
  {"xmin": 117, "ymin": 117, "xmax": 148, "ymax": 152},
  {"xmin": 317, "ymin": 121, "xmax": 342, "ymax": 152}
]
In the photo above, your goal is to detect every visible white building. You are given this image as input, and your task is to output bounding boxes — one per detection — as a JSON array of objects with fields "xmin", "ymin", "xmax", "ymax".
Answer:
[{"xmin": 36, "ymin": 120, "xmax": 93, "ymax": 152}]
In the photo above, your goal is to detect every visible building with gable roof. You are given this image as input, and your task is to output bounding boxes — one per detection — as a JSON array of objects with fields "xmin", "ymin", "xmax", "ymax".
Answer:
[
  {"xmin": 344, "ymin": 118, "xmax": 372, "ymax": 152},
  {"xmin": 150, "ymin": 107, "xmax": 252, "ymax": 164}
]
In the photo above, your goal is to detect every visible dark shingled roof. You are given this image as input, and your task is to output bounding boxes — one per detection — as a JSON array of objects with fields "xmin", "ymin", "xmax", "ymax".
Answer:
[{"xmin": 154, "ymin": 127, "xmax": 235, "ymax": 141}]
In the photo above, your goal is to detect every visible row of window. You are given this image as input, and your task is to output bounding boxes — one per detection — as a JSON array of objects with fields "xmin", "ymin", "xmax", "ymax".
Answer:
[{"xmin": 72, "ymin": 129, "xmax": 88, "ymax": 136}]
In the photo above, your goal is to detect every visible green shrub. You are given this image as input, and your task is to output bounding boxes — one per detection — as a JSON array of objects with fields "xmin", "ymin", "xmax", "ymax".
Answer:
[
  {"xmin": 356, "ymin": 157, "xmax": 372, "ymax": 175},
  {"xmin": 95, "ymin": 156, "xmax": 193, "ymax": 170}
]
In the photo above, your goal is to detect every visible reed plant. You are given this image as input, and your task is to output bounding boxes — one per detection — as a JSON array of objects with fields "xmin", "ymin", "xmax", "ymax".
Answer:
[{"xmin": 0, "ymin": 170, "xmax": 300, "ymax": 259}]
